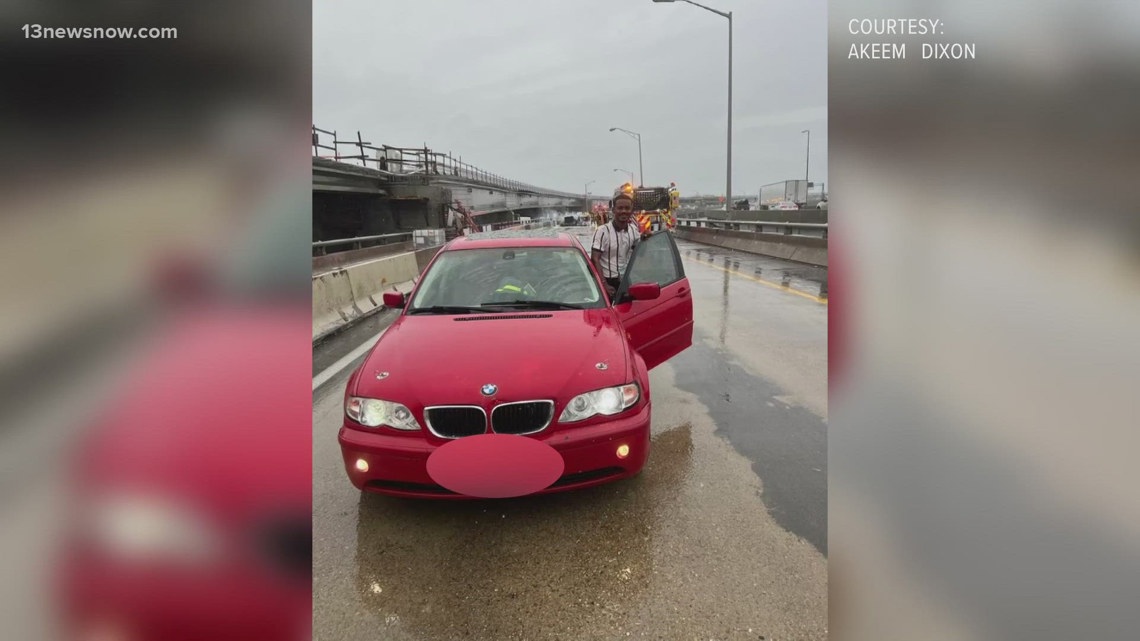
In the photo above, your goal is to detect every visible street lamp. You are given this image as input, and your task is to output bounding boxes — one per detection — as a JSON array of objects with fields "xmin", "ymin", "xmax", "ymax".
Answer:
[
  {"xmin": 608, "ymin": 127, "xmax": 643, "ymax": 187},
  {"xmin": 652, "ymin": 0, "xmax": 731, "ymax": 211},
  {"xmin": 613, "ymin": 168, "xmax": 635, "ymax": 184},
  {"xmin": 801, "ymin": 129, "xmax": 810, "ymax": 186},
  {"xmin": 584, "ymin": 179, "xmax": 595, "ymax": 214}
]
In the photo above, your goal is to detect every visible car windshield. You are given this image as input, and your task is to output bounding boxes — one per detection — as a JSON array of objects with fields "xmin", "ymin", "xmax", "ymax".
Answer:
[{"xmin": 409, "ymin": 247, "xmax": 604, "ymax": 312}]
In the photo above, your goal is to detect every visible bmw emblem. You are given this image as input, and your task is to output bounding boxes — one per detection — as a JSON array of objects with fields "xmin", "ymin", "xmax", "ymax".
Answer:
[{"xmin": 481, "ymin": 383, "xmax": 498, "ymax": 396}]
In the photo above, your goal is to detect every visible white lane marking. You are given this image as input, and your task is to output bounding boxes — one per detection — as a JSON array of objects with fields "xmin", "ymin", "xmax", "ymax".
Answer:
[{"xmin": 312, "ymin": 327, "xmax": 389, "ymax": 392}]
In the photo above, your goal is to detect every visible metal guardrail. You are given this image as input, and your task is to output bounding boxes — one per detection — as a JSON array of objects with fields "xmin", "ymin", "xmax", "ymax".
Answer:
[
  {"xmin": 312, "ymin": 232, "xmax": 413, "ymax": 255},
  {"xmin": 677, "ymin": 218, "xmax": 828, "ymax": 239}
]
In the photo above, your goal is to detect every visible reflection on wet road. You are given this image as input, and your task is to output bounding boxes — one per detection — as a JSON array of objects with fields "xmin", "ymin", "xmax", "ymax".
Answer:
[{"xmin": 313, "ymin": 232, "xmax": 828, "ymax": 640}]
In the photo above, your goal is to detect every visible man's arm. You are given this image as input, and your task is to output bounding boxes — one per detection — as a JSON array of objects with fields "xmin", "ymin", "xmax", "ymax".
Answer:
[
  {"xmin": 591, "ymin": 226, "xmax": 608, "ymax": 279},
  {"xmin": 591, "ymin": 248, "xmax": 617, "ymax": 298}
]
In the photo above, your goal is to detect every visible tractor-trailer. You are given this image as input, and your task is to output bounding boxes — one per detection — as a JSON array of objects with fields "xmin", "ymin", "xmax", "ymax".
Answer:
[{"xmin": 758, "ymin": 180, "xmax": 808, "ymax": 209}]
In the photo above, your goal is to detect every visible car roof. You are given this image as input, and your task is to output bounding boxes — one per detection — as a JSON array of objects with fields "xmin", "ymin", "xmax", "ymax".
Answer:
[{"xmin": 445, "ymin": 228, "xmax": 582, "ymax": 251}]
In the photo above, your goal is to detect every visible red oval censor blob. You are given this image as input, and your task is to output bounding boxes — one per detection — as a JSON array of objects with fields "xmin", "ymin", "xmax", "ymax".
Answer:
[{"xmin": 427, "ymin": 434, "xmax": 565, "ymax": 498}]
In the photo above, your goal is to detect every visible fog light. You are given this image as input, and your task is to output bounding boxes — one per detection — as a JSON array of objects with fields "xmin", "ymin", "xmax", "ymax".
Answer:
[
  {"xmin": 354, "ymin": 458, "xmax": 369, "ymax": 473},
  {"xmin": 616, "ymin": 444, "xmax": 630, "ymax": 459}
]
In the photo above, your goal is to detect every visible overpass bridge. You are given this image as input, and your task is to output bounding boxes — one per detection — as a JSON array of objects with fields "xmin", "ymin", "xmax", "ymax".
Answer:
[{"xmin": 313, "ymin": 126, "xmax": 586, "ymax": 244}]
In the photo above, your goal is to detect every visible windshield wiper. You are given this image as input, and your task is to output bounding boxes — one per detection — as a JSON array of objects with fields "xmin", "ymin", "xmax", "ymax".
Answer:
[
  {"xmin": 407, "ymin": 305, "xmax": 493, "ymax": 315},
  {"xmin": 481, "ymin": 300, "xmax": 586, "ymax": 310}
]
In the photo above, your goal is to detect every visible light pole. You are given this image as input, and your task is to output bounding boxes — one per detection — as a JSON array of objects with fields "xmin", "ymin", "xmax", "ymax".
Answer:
[
  {"xmin": 584, "ymin": 179, "xmax": 595, "ymax": 214},
  {"xmin": 613, "ymin": 168, "xmax": 635, "ymax": 184},
  {"xmin": 801, "ymin": 129, "xmax": 810, "ymax": 186},
  {"xmin": 653, "ymin": 0, "xmax": 731, "ymax": 211},
  {"xmin": 608, "ymin": 127, "xmax": 643, "ymax": 187}
]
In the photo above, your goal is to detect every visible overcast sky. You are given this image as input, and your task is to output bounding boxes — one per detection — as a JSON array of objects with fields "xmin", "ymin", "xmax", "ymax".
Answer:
[{"xmin": 314, "ymin": 0, "xmax": 826, "ymax": 198}]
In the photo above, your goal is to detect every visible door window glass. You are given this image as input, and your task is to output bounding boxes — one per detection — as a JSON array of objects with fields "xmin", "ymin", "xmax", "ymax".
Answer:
[{"xmin": 624, "ymin": 232, "xmax": 682, "ymax": 288}]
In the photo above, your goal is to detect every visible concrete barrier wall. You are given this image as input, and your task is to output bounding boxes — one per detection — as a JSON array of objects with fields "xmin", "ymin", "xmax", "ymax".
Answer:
[
  {"xmin": 414, "ymin": 245, "xmax": 442, "ymax": 271},
  {"xmin": 312, "ymin": 250, "xmax": 425, "ymax": 342},
  {"xmin": 674, "ymin": 227, "xmax": 828, "ymax": 267},
  {"xmin": 346, "ymin": 253, "xmax": 419, "ymax": 305}
]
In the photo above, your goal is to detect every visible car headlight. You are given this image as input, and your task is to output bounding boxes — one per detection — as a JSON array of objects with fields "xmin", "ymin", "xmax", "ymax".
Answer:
[
  {"xmin": 345, "ymin": 397, "xmax": 421, "ymax": 430},
  {"xmin": 558, "ymin": 383, "xmax": 640, "ymax": 423},
  {"xmin": 85, "ymin": 493, "xmax": 221, "ymax": 565}
]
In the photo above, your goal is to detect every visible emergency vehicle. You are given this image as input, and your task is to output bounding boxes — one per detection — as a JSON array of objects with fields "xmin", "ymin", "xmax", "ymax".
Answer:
[
  {"xmin": 614, "ymin": 182, "xmax": 680, "ymax": 234},
  {"xmin": 589, "ymin": 202, "xmax": 610, "ymax": 227}
]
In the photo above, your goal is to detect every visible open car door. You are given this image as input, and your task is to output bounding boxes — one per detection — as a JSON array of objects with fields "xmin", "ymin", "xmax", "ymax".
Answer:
[{"xmin": 614, "ymin": 232, "xmax": 694, "ymax": 369}]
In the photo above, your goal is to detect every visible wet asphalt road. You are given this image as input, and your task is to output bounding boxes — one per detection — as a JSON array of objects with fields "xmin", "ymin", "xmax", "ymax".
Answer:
[{"xmin": 312, "ymin": 231, "xmax": 828, "ymax": 640}]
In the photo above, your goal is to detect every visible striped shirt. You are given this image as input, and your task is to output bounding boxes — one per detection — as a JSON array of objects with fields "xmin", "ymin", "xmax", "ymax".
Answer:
[{"xmin": 591, "ymin": 222, "xmax": 641, "ymax": 280}]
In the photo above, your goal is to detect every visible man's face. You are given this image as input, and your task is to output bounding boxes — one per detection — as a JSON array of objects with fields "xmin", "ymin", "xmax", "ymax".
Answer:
[{"xmin": 613, "ymin": 198, "xmax": 633, "ymax": 227}]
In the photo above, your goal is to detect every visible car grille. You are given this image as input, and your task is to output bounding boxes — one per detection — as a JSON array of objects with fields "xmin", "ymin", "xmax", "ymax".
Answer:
[
  {"xmin": 425, "ymin": 406, "xmax": 486, "ymax": 438},
  {"xmin": 491, "ymin": 401, "xmax": 554, "ymax": 435}
]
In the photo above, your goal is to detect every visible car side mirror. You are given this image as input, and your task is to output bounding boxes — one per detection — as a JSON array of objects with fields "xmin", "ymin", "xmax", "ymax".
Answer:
[
  {"xmin": 627, "ymin": 282, "xmax": 661, "ymax": 301},
  {"xmin": 382, "ymin": 291, "xmax": 406, "ymax": 308}
]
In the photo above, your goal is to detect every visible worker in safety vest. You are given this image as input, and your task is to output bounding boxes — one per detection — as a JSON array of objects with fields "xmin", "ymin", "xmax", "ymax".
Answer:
[
  {"xmin": 591, "ymin": 202, "xmax": 610, "ymax": 228},
  {"xmin": 664, "ymin": 182, "xmax": 680, "ymax": 230}
]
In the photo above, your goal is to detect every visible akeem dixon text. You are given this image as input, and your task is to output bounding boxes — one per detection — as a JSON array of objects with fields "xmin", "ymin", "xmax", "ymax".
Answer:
[{"xmin": 847, "ymin": 18, "xmax": 976, "ymax": 60}]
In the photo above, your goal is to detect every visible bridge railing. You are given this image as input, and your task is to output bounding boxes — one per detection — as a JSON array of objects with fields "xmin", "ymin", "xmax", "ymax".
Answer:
[
  {"xmin": 676, "ymin": 218, "xmax": 828, "ymax": 239},
  {"xmin": 312, "ymin": 125, "xmax": 580, "ymax": 199},
  {"xmin": 313, "ymin": 219, "xmax": 562, "ymax": 257}
]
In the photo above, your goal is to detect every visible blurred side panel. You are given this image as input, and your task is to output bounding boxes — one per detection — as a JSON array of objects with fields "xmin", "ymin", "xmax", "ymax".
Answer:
[
  {"xmin": 829, "ymin": 2, "xmax": 1140, "ymax": 640},
  {"xmin": 0, "ymin": 1, "xmax": 312, "ymax": 640}
]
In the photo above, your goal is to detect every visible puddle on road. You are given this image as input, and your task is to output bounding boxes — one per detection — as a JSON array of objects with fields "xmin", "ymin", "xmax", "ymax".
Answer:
[{"xmin": 669, "ymin": 337, "xmax": 829, "ymax": 557}]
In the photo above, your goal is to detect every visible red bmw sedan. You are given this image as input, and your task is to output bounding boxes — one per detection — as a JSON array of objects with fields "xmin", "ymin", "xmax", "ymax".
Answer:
[{"xmin": 338, "ymin": 229, "xmax": 693, "ymax": 498}]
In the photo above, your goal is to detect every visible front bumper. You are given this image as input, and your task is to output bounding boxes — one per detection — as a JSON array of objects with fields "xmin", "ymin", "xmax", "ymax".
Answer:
[{"xmin": 338, "ymin": 402, "xmax": 651, "ymax": 498}]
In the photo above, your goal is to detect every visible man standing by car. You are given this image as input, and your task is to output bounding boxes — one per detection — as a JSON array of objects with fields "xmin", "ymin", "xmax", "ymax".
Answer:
[{"xmin": 592, "ymin": 187, "xmax": 646, "ymax": 298}]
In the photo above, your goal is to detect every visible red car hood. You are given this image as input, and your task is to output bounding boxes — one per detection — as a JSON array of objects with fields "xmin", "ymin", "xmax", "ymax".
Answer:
[
  {"xmin": 352, "ymin": 308, "xmax": 631, "ymax": 405},
  {"xmin": 78, "ymin": 305, "xmax": 313, "ymax": 514}
]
